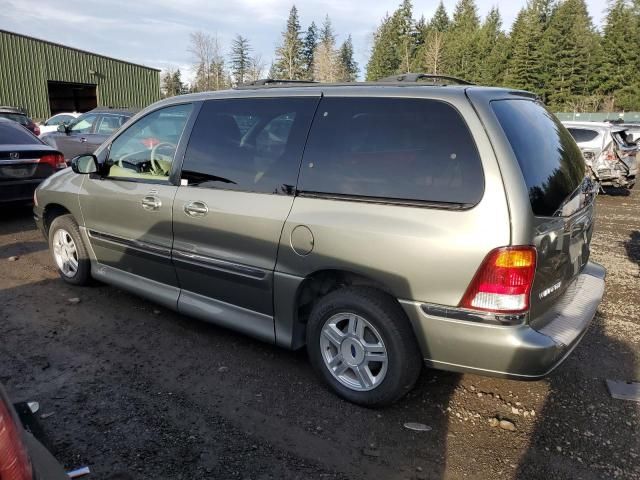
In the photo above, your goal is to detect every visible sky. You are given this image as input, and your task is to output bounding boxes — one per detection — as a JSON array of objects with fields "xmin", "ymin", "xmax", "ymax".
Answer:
[{"xmin": 1, "ymin": 0, "xmax": 609, "ymax": 83}]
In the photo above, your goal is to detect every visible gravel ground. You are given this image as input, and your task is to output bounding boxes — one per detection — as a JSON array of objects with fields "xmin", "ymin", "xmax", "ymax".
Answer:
[{"xmin": 0, "ymin": 190, "xmax": 639, "ymax": 480}]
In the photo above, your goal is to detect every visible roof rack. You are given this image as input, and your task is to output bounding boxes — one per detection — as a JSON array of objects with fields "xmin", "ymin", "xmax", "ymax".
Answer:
[
  {"xmin": 377, "ymin": 73, "xmax": 473, "ymax": 86},
  {"xmin": 238, "ymin": 78, "xmax": 319, "ymax": 87}
]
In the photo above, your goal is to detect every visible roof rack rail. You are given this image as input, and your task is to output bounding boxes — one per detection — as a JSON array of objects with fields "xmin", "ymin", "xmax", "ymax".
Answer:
[
  {"xmin": 238, "ymin": 78, "xmax": 319, "ymax": 87},
  {"xmin": 377, "ymin": 73, "xmax": 473, "ymax": 85}
]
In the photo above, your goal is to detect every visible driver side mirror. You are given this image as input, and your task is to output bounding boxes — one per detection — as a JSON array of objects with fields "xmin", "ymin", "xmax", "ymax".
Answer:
[
  {"xmin": 57, "ymin": 124, "xmax": 69, "ymax": 133},
  {"xmin": 71, "ymin": 154, "xmax": 98, "ymax": 174}
]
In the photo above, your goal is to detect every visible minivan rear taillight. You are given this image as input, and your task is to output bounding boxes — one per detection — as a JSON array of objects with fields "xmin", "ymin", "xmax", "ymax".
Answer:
[
  {"xmin": 0, "ymin": 398, "xmax": 33, "ymax": 480},
  {"xmin": 39, "ymin": 154, "xmax": 67, "ymax": 170},
  {"xmin": 459, "ymin": 246, "xmax": 537, "ymax": 313}
]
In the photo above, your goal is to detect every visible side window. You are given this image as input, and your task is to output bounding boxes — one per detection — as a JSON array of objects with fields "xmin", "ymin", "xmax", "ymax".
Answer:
[
  {"xmin": 70, "ymin": 114, "xmax": 98, "ymax": 133},
  {"xmin": 182, "ymin": 97, "xmax": 318, "ymax": 194},
  {"xmin": 105, "ymin": 103, "xmax": 192, "ymax": 181},
  {"xmin": 96, "ymin": 115, "xmax": 124, "ymax": 135},
  {"xmin": 299, "ymin": 97, "xmax": 484, "ymax": 205},
  {"xmin": 567, "ymin": 128, "xmax": 599, "ymax": 143}
]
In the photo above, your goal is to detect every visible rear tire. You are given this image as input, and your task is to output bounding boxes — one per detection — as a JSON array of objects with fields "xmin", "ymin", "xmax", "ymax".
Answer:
[
  {"xmin": 48, "ymin": 214, "xmax": 91, "ymax": 286},
  {"xmin": 306, "ymin": 286, "xmax": 422, "ymax": 407}
]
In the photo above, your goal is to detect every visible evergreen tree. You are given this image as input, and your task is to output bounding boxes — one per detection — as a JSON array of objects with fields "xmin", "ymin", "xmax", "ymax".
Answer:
[
  {"xmin": 302, "ymin": 22, "xmax": 318, "ymax": 80},
  {"xmin": 540, "ymin": 0, "xmax": 599, "ymax": 109},
  {"xmin": 443, "ymin": 0, "xmax": 481, "ymax": 81},
  {"xmin": 366, "ymin": 0, "xmax": 416, "ymax": 80},
  {"xmin": 230, "ymin": 35, "xmax": 252, "ymax": 85},
  {"xmin": 366, "ymin": 15, "xmax": 398, "ymax": 80},
  {"xmin": 429, "ymin": 1, "xmax": 450, "ymax": 32},
  {"xmin": 503, "ymin": 1, "xmax": 551, "ymax": 97},
  {"xmin": 476, "ymin": 8, "xmax": 508, "ymax": 85},
  {"xmin": 600, "ymin": 0, "xmax": 639, "ymax": 110},
  {"xmin": 273, "ymin": 5, "xmax": 305, "ymax": 80},
  {"xmin": 337, "ymin": 35, "xmax": 359, "ymax": 81},
  {"xmin": 161, "ymin": 68, "xmax": 184, "ymax": 98}
]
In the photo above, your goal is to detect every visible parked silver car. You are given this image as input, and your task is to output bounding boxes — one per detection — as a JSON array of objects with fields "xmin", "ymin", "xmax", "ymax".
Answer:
[
  {"xmin": 563, "ymin": 121, "xmax": 638, "ymax": 189},
  {"xmin": 34, "ymin": 78, "xmax": 606, "ymax": 406}
]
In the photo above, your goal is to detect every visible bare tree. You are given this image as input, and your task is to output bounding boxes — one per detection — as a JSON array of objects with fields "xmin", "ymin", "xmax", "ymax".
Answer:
[
  {"xmin": 423, "ymin": 30, "xmax": 444, "ymax": 75},
  {"xmin": 210, "ymin": 34, "xmax": 226, "ymax": 90},
  {"xmin": 247, "ymin": 54, "xmax": 266, "ymax": 83},
  {"xmin": 313, "ymin": 42, "xmax": 339, "ymax": 82},
  {"xmin": 188, "ymin": 31, "xmax": 214, "ymax": 92}
]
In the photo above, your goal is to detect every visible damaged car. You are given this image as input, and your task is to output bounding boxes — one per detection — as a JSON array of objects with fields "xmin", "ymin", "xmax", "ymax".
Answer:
[{"xmin": 563, "ymin": 121, "xmax": 637, "ymax": 190}]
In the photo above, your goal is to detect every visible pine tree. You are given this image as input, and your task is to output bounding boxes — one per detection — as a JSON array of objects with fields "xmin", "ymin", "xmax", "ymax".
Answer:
[
  {"xmin": 230, "ymin": 35, "xmax": 252, "ymax": 86},
  {"xmin": 430, "ymin": 1, "xmax": 450, "ymax": 32},
  {"xmin": 337, "ymin": 35, "xmax": 359, "ymax": 81},
  {"xmin": 302, "ymin": 22, "xmax": 318, "ymax": 80},
  {"xmin": 503, "ymin": 1, "xmax": 551, "ymax": 97},
  {"xmin": 161, "ymin": 69, "xmax": 183, "ymax": 98},
  {"xmin": 366, "ymin": 15, "xmax": 399, "ymax": 80},
  {"xmin": 443, "ymin": 0, "xmax": 480, "ymax": 81},
  {"xmin": 273, "ymin": 5, "xmax": 305, "ymax": 80},
  {"xmin": 600, "ymin": 0, "xmax": 639, "ymax": 110},
  {"xmin": 540, "ymin": 0, "xmax": 599, "ymax": 109},
  {"xmin": 476, "ymin": 8, "xmax": 508, "ymax": 85},
  {"xmin": 366, "ymin": 0, "xmax": 416, "ymax": 80}
]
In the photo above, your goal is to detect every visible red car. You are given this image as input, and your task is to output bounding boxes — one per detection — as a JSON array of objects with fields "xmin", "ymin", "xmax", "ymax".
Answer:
[{"xmin": 0, "ymin": 106, "xmax": 40, "ymax": 136}]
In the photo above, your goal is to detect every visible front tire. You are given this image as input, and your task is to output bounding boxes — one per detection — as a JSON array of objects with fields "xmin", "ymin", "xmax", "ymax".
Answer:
[
  {"xmin": 48, "ymin": 214, "xmax": 91, "ymax": 285},
  {"xmin": 306, "ymin": 286, "xmax": 422, "ymax": 407}
]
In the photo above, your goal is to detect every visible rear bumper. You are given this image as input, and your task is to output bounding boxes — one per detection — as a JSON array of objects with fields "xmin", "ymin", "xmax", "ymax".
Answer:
[
  {"xmin": 400, "ymin": 261, "xmax": 606, "ymax": 380},
  {"xmin": 0, "ymin": 179, "xmax": 42, "ymax": 203}
]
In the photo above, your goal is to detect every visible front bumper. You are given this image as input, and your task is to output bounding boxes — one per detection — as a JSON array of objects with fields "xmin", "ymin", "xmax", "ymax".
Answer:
[{"xmin": 400, "ymin": 261, "xmax": 606, "ymax": 380}]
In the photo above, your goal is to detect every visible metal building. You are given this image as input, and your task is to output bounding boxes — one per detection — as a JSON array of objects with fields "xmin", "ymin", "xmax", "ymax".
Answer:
[{"xmin": 0, "ymin": 29, "xmax": 160, "ymax": 120}]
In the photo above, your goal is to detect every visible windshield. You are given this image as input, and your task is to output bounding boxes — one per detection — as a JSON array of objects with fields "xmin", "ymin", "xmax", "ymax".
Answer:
[{"xmin": 492, "ymin": 99, "xmax": 586, "ymax": 217}]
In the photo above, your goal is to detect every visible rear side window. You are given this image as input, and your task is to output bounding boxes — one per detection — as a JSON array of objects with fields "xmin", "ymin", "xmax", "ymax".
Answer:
[
  {"xmin": 492, "ymin": 100, "xmax": 585, "ymax": 217},
  {"xmin": 298, "ymin": 97, "xmax": 484, "ymax": 206},
  {"xmin": 182, "ymin": 97, "xmax": 318, "ymax": 194},
  {"xmin": 567, "ymin": 128, "xmax": 599, "ymax": 143},
  {"xmin": 0, "ymin": 122, "xmax": 39, "ymax": 144}
]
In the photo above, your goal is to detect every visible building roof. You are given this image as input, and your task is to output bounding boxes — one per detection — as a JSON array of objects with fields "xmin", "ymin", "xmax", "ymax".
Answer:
[{"xmin": 0, "ymin": 29, "xmax": 160, "ymax": 72}]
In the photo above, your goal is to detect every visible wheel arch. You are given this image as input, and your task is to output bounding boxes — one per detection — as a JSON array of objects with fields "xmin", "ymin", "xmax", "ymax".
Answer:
[
  {"xmin": 275, "ymin": 268, "xmax": 401, "ymax": 350},
  {"xmin": 42, "ymin": 203, "xmax": 72, "ymax": 235}
]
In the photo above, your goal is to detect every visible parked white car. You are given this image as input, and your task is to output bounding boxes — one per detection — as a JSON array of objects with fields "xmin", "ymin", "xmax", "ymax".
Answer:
[
  {"xmin": 563, "ymin": 121, "xmax": 637, "ymax": 190},
  {"xmin": 38, "ymin": 112, "xmax": 80, "ymax": 136}
]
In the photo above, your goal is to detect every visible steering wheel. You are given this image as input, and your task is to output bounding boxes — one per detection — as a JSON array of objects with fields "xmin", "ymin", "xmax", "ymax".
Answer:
[{"xmin": 150, "ymin": 142, "xmax": 177, "ymax": 175}]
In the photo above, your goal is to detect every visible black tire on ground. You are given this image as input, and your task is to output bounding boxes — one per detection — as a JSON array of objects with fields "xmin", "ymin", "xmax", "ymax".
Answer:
[
  {"xmin": 306, "ymin": 286, "xmax": 423, "ymax": 407},
  {"xmin": 48, "ymin": 214, "xmax": 91, "ymax": 286}
]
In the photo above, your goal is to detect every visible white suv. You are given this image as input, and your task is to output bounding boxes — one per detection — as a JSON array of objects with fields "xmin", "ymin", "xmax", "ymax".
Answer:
[{"xmin": 563, "ymin": 121, "xmax": 637, "ymax": 190}]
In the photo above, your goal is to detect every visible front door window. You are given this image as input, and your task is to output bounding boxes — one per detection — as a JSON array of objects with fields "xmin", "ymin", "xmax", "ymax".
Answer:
[{"xmin": 105, "ymin": 104, "xmax": 193, "ymax": 181}]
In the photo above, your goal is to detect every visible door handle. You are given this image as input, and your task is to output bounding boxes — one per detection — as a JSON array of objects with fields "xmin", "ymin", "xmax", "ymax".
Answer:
[
  {"xmin": 141, "ymin": 195, "xmax": 162, "ymax": 211},
  {"xmin": 80, "ymin": 137, "xmax": 87, "ymax": 143},
  {"xmin": 184, "ymin": 200, "xmax": 208, "ymax": 217}
]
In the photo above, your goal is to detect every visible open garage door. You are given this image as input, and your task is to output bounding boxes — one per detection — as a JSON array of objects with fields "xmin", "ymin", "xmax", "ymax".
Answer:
[{"xmin": 47, "ymin": 81, "xmax": 97, "ymax": 115}]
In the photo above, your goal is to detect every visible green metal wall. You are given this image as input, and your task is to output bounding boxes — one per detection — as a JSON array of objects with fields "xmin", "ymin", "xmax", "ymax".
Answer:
[{"xmin": 0, "ymin": 30, "xmax": 160, "ymax": 120}]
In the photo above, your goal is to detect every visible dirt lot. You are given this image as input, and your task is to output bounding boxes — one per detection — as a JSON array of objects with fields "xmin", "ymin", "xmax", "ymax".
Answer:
[{"xmin": 1, "ymin": 190, "xmax": 639, "ymax": 480}]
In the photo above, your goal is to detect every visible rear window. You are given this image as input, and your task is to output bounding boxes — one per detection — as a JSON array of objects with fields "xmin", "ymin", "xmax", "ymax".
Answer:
[
  {"xmin": 299, "ymin": 97, "xmax": 484, "ymax": 206},
  {"xmin": 491, "ymin": 100, "xmax": 585, "ymax": 217},
  {"xmin": 0, "ymin": 122, "xmax": 39, "ymax": 144},
  {"xmin": 0, "ymin": 112, "xmax": 29, "ymax": 126},
  {"xmin": 567, "ymin": 128, "xmax": 599, "ymax": 143}
]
